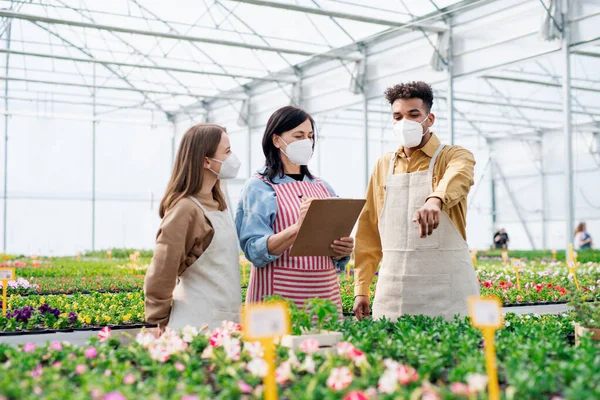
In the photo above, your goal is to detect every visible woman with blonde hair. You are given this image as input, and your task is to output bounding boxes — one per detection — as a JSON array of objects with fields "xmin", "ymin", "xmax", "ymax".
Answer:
[{"xmin": 145, "ymin": 124, "xmax": 242, "ymax": 334}]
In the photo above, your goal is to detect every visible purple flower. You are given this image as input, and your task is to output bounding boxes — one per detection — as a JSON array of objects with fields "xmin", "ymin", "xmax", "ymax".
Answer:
[
  {"xmin": 84, "ymin": 347, "xmax": 98, "ymax": 359},
  {"xmin": 68, "ymin": 312, "xmax": 78, "ymax": 324}
]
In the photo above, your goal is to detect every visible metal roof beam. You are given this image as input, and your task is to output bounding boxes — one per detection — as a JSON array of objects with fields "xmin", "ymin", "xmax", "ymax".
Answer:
[
  {"xmin": 227, "ymin": 0, "xmax": 446, "ymax": 33},
  {"xmin": 483, "ymin": 75, "xmax": 600, "ymax": 94},
  {"xmin": 0, "ymin": 10, "xmax": 360, "ymax": 60},
  {"xmin": 0, "ymin": 76, "xmax": 246, "ymax": 100},
  {"xmin": 0, "ymin": 49, "xmax": 296, "ymax": 83}
]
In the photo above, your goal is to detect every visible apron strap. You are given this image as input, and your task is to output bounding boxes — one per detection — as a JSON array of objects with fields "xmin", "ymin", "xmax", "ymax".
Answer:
[
  {"xmin": 387, "ymin": 152, "xmax": 397, "ymax": 178},
  {"xmin": 428, "ymin": 144, "xmax": 446, "ymax": 181},
  {"xmin": 187, "ymin": 196, "xmax": 208, "ymax": 214}
]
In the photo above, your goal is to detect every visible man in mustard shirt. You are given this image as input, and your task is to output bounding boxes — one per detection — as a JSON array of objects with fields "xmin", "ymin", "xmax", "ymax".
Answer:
[{"xmin": 353, "ymin": 81, "xmax": 479, "ymax": 321}]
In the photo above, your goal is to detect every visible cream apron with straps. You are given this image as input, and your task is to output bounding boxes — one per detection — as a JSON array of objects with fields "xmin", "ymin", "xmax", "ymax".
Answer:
[
  {"xmin": 168, "ymin": 196, "xmax": 242, "ymax": 331},
  {"xmin": 372, "ymin": 144, "xmax": 479, "ymax": 321}
]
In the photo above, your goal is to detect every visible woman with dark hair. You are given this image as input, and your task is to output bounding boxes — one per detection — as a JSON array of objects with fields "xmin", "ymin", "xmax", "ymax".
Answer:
[{"xmin": 235, "ymin": 106, "xmax": 353, "ymax": 312}]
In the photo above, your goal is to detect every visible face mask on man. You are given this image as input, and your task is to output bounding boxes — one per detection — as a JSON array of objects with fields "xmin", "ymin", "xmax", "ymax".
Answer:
[
  {"xmin": 393, "ymin": 114, "xmax": 430, "ymax": 148},
  {"xmin": 208, "ymin": 152, "xmax": 241, "ymax": 179},
  {"xmin": 279, "ymin": 137, "xmax": 313, "ymax": 165}
]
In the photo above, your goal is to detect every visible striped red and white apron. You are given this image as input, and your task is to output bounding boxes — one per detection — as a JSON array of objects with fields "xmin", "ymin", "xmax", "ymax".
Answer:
[{"xmin": 246, "ymin": 176, "xmax": 343, "ymax": 314}]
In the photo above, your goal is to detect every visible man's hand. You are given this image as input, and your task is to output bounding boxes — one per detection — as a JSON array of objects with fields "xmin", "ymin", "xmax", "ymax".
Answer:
[
  {"xmin": 332, "ymin": 237, "xmax": 354, "ymax": 258},
  {"xmin": 412, "ymin": 197, "xmax": 443, "ymax": 238},
  {"xmin": 353, "ymin": 295, "xmax": 370, "ymax": 320}
]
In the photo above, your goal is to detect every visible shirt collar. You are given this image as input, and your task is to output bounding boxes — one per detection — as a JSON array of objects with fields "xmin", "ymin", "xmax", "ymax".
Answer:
[
  {"xmin": 258, "ymin": 167, "xmax": 315, "ymax": 184},
  {"xmin": 397, "ymin": 132, "xmax": 440, "ymax": 159}
]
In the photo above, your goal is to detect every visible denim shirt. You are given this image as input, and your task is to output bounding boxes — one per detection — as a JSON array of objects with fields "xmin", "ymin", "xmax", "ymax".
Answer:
[{"xmin": 235, "ymin": 170, "xmax": 351, "ymax": 270}]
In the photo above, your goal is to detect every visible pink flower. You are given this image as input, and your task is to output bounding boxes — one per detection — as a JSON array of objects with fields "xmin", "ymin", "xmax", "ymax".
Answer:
[
  {"xmin": 299, "ymin": 338, "xmax": 320, "ymax": 354},
  {"xmin": 123, "ymin": 373, "xmax": 136, "ymax": 385},
  {"xmin": 275, "ymin": 361, "xmax": 293, "ymax": 384},
  {"xmin": 336, "ymin": 341, "xmax": 356, "ymax": 357},
  {"xmin": 238, "ymin": 380, "xmax": 253, "ymax": 394},
  {"xmin": 396, "ymin": 365, "xmax": 419, "ymax": 385},
  {"xmin": 91, "ymin": 389, "xmax": 103, "ymax": 399},
  {"xmin": 98, "ymin": 327, "xmax": 112, "ymax": 343},
  {"xmin": 135, "ymin": 331, "xmax": 155, "ymax": 348},
  {"xmin": 181, "ymin": 396, "xmax": 199, "ymax": 400},
  {"xmin": 50, "ymin": 341, "xmax": 63, "ymax": 351},
  {"xmin": 450, "ymin": 382, "xmax": 472, "ymax": 396},
  {"xmin": 327, "ymin": 367, "xmax": 353, "ymax": 391},
  {"xmin": 174, "ymin": 362, "xmax": 185, "ymax": 372},
  {"xmin": 75, "ymin": 364, "xmax": 87, "ymax": 375},
  {"xmin": 104, "ymin": 370, "xmax": 112, "ymax": 377},
  {"xmin": 349, "ymin": 348, "xmax": 368, "ymax": 366},
  {"xmin": 52, "ymin": 362, "xmax": 62, "ymax": 369},
  {"xmin": 23, "ymin": 343, "xmax": 36, "ymax": 353},
  {"xmin": 84, "ymin": 347, "xmax": 98, "ymax": 359},
  {"xmin": 103, "ymin": 392, "xmax": 127, "ymax": 400},
  {"xmin": 344, "ymin": 391, "xmax": 369, "ymax": 400},
  {"xmin": 221, "ymin": 320, "xmax": 242, "ymax": 334},
  {"xmin": 30, "ymin": 364, "xmax": 43, "ymax": 378},
  {"xmin": 209, "ymin": 328, "xmax": 229, "ymax": 348},
  {"xmin": 149, "ymin": 346, "xmax": 170, "ymax": 363},
  {"xmin": 33, "ymin": 387, "xmax": 42, "ymax": 395}
]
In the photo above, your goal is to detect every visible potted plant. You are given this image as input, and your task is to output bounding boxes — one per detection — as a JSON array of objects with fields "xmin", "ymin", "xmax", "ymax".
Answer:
[
  {"xmin": 568, "ymin": 289, "xmax": 600, "ymax": 345},
  {"xmin": 277, "ymin": 297, "xmax": 343, "ymax": 352}
]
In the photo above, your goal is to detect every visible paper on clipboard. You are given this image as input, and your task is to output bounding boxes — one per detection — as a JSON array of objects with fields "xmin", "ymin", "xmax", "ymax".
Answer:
[{"xmin": 289, "ymin": 198, "xmax": 366, "ymax": 257}]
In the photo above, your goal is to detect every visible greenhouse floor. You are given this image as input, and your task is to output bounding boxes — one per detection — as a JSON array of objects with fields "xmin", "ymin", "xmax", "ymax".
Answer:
[{"xmin": 0, "ymin": 303, "xmax": 569, "ymax": 347}]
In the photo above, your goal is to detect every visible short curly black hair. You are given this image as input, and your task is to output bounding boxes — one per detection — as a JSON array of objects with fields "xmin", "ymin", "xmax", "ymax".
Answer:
[{"xmin": 384, "ymin": 81, "xmax": 434, "ymax": 112}]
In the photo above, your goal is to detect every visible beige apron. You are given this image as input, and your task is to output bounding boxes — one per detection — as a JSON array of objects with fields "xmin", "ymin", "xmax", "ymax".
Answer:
[
  {"xmin": 372, "ymin": 144, "xmax": 479, "ymax": 321},
  {"xmin": 168, "ymin": 196, "xmax": 242, "ymax": 331}
]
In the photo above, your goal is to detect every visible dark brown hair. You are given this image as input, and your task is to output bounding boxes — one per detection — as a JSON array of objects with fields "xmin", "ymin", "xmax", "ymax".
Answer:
[
  {"xmin": 384, "ymin": 81, "xmax": 434, "ymax": 112},
  {"xmin": 159, "ymin": 124, "xmax": 227, "ymax": 218},
  {"xmin": 260, "ymin": 106, "xmax": 316, "ymax": 183},
  {"xmin": 575, "ymin": 222, "xmax": 587, "ymax": 235}
]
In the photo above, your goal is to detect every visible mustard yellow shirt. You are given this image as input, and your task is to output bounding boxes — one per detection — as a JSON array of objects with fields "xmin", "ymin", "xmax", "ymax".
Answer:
[{"xmin": 354, "ymin": 133, "xmax": 475, "ymax": 297}]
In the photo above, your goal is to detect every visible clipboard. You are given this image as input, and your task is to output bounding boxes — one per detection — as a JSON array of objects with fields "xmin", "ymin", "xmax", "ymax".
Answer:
[{"xmin": 289, "ymin": 198, "xmax": 366, "ymax": 257}]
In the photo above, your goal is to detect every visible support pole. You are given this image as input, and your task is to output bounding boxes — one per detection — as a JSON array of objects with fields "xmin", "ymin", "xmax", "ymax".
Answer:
[
  {"xmin": 362, "ymin": 47, "xmax": 369, "ymax": 190},
  {"xmin": 562, "ymin": 0, "xmax": 574, "ymax": 252},
  {"xmin": 489, "ymin": 142, "xmax": 497, "ymax": 242},
  {"xmin": 539, "ymin": 139, "xmax": 547, "ymax": 249},
  {"xmin": 2, "ymin": 23, "xmax": 10, "ymax": 253},
  {"xmin": 171, "ymin": 118, "xmax": 176, "ymax": 167},
  {"xmin": 91, "ymin": 63, "xmax": 97, "ymax": 251},
  {"xmin": 447, "ymin": 16, "xmax": 455, "ymax": 145}
]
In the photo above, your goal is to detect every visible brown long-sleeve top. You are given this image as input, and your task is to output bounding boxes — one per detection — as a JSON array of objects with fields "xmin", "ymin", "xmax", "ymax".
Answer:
[{"xmin": 144, "ymin": 193, "xmax": 220, "ymax": 327}]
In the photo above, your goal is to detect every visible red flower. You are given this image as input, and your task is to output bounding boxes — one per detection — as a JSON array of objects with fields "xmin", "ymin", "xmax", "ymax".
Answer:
[
  {"xmin": 547, "ymin": 283, "xmax": 553, "ymax": 288},
  {"xmin": 483, "ymin": 281, "xmax": 493, "ymax": 288}
]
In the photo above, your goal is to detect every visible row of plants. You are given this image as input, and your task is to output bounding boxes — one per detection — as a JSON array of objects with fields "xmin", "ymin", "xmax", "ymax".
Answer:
[
  {"xmin": 0, "ymin": 297, "xmax": 598, "ymax": 399},
  {"xmin": 1, "ymin": 259, "xmax": 149, "ymax": 278},
  {"xmin": 0, "ymin": 292, "xmax": 146, "ymax": 332},
  {"xmin": 1, "ymin": 276, "xmax": 145, "ymax": 295},
  {"xmin": 477, "ymin": 249, "xmax": 600, "ymax": 263}
]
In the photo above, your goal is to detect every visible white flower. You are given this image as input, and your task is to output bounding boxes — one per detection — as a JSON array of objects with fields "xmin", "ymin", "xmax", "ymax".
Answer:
[
  {"xmin": 223, "ymin": 337, "xmax": 241, "ymax": 361},
  {"xmin": 505, "ymin": 321, "xmax": 511, "ymax": 327},
  {"xmin": 466, "ymin": 373, "xmax": 488, "ymax": 392},
  {"xmin": 181, "ymin": 325, "xmax": 199, "ymax": 343},
  {"xmin": 287, "ymin": 349, "xmax": 300, "ymax": 368},
  {"xmin": 247, "ymin": 358, "xmax": 268, "ymax": 378},
  {"xmin": 135, "ymin": 331, "xmax": 155, "ymax": 348},
  {"xmin": 201, "ymin": 345, "xmax": 214, "ymax": 359},
  {"xmin": 300, "ymin": 356, "xmax": 316, "ymax": 375},
  {"xmin": 149, "ymin": 345, "xmax": 170, "ymax": 362},
  {"xmin": 276, "ymin": 361, "xmax": 294, "ymax": 384},
  {"xmin": 378, "ymin": 369, "xmax": 398, "ymax": 394},
  {"xmin": 326, "ymin": 367, "xmax": 353, "ymax": 391},
  {"xmin": 243, "ymin": 341, "xmax": 264, "ymax": 359}
]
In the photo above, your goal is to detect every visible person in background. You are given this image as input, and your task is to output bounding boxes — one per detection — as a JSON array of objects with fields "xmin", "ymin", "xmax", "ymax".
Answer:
[
  {"xmin": 574, "ymin": 222, "xmax": 593, "ymax": 250},
  {"xmin": 144, "ymin": 124, "xmax": 242, "ymax": 334},
  {"xmin": 353, "ymin": 81, "xmax": 479, "ymax": 321},
  {"xmin": 236, "ymin": 106, "xmax": 354, "ymax": 314},
  {"xmin": 494, "ymin": 228, "xmax": 509, "ymax": 249}
]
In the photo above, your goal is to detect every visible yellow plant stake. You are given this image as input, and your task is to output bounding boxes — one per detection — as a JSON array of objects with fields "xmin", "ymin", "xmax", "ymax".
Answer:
[
  {"xmin": 501, "ymin": 251, "xmax": 508, "ymax": 267},
  {"xmin": 567, "ymin": 260, "xmax": 580, "ymax": 290},
  {"xmin": 551, "ymin": 250, "xmax": 556, "ymax": 262},
  {"xmin": 242, "ymin": 302, "xmax": 291, "ymax": 400},
  {"xmin": 107, "ymin": 250, "xmax": 112, "ymax": 261},
  {"xmin": 130, "ymin": 254, "xmax": 136, "ymax": 274},
  {"xmin": 0, "ymin": 268, "xmax": 15, "ymax": 316},
  {"xmin": 471, "ymin": 249, "xmax": 478, "ymax": 266},
  {"xmin": 77, "ymin": 252, "xmax": 81, "ymax": 263},
  {"xmin": 511, "ymin": 259, "xmax": 522, "ymax": 291},
  {"xmin": 568, "ymin": 243, "xmax": 574, "ymax": 264},
  {"xmin": 468, "ymin": 296, "xmax": 503, "ymax": 400}
]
